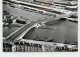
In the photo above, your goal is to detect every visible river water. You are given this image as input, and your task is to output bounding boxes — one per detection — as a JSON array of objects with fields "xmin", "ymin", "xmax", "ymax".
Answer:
[{"xmin": 23, "ymin": 20, "xmax": 78, "ymax": 43}]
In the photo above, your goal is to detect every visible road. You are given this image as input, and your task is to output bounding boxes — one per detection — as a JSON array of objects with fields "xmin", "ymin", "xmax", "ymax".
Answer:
[{"xmin": 3, "ymin": 5, "xmax": 56, "ymax": 21}]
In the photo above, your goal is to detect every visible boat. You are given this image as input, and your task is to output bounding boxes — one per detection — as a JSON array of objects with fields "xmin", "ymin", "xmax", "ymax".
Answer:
[
  {"xmin": 59, "ymin": 17, "xmax": 67, "ymax": 20},
  {"xmin": 68, "ymin": 18, "xmax": 78, "ymax": 23},
  {"xmin": 68, "ymin": 15, "xmax": 78, "ymax": 23}
]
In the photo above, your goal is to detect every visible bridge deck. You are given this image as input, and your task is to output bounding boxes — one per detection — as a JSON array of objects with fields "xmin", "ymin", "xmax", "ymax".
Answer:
[{"xmin": 6, "ymin": 21, "xmax": 38, "ymax": 41}]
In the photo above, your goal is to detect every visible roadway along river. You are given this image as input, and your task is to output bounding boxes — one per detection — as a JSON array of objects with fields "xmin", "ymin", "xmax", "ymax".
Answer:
[
  {"xmin": 3, "ymin": 5, "xmax": 56, "ymax": 21},
  {"xmin": 3, "ymin": 5, "xmax": 78, "ymax": 43}
]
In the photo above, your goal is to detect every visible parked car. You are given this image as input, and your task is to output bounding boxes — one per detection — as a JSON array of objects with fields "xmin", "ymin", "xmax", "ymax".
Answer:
[
  {"xmin": 38, "ymin": 10, "xmax": 43, "ymax": 14},
  {"xmin": 3, "ymin": 11, "xmax": 9, "ymax": 15}
]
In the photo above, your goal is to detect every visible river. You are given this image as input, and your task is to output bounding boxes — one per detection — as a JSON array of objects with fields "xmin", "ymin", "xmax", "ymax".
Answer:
[{"xmin": 23, "ymin": 20, "xmax": 78, "ymax": 43}]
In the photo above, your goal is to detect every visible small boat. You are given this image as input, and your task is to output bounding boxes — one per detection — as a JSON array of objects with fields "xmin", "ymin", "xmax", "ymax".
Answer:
[
  {"xmin": 68, "ymin": 18, "xmax": 78, "ymax": 23},
  {"xmin": 67, "ymin": 15, "xmax": 78, "ymax": 23},
  {"xmin": 59, "ymin": 17, "xmax": 67, "ymax": 20}
]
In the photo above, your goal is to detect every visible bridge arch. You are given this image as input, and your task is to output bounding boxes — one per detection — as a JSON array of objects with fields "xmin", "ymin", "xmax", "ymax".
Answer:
[{"xmin": 5, "ymin": 22, "xmax": 42, "ymax": 42}]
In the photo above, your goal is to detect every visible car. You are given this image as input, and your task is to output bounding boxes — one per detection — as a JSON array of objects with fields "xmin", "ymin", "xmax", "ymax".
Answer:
[
  {"xmin": 54, "ymin": 4, "xmax": 60, "ymax": 6},
  {"xmin": 31, "ymin": 9, "xmax": 37, "ymax": 13},
  {"xmin": 22, "ymin": 7, "xmax": 29, "ymax": 11},
  {"xmin": 38, "ymin": 10, "xmax": 43, "ymax": 14},
  {"xmin": 10, "ymin": 5, "xmax": 15, "ymax": 8},
  {"xmin": 28, "ymin": 9, "xmax": 33, "ymax": 12},
  {"xmin": 3, "ymin": 11, "xmax": 9, "ymax": 15}
]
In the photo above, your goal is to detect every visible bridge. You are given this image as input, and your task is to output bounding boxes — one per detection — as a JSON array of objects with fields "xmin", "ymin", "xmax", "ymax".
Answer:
[{"xmin": 5, "ymin": 21, "xmax": 43, "ymax": 42}]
